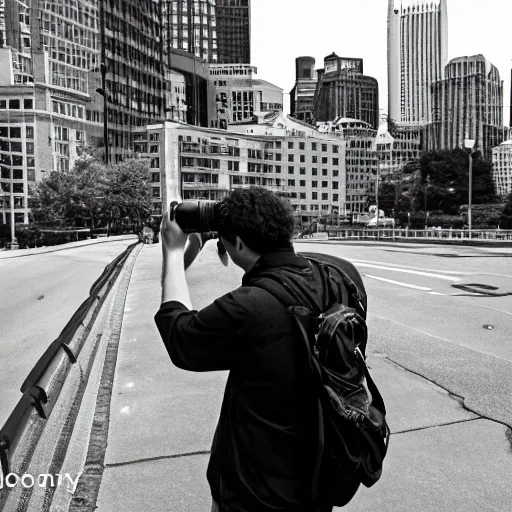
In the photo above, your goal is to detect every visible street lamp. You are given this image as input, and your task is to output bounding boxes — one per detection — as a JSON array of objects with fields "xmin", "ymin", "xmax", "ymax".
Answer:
[{"xmin": 464, "ymin": 139, "xmax": 476, "ymax": 239}]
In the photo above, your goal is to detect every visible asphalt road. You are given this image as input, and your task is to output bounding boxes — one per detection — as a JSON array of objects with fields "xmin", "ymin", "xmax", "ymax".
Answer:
[
  {"xmin": 0, "ymin": 239, "xmax": 136, "ymax": 427},
  {"xmin": 295, "ymin": 241, "xmax": 512, "ymax": 428}
]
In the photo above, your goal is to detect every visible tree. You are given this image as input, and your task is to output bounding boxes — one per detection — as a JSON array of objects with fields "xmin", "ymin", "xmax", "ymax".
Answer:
[
  {"xmin": 104, "ymin": 158, "xmax": 152, "ymax": 235},
  {"xmin": 414, "ymin": 149, "xmax": 496, "ymax": 215},
  {"xmin": 500, "ymin": 193, "xmax": 512, "ymax": 229}
]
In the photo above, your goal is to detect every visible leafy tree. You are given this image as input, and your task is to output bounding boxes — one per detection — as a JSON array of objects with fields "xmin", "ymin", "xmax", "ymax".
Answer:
[
  {"xmin": 415, "ymin": 149, "xmax": 496, "ymax": 214},
  {"xmin": 500, "ymin": 193, "xmax": 512, "ymax": 229},
  {"xmin": 104, "ymin": 158, "xmax": 152, "ymax": 235}
]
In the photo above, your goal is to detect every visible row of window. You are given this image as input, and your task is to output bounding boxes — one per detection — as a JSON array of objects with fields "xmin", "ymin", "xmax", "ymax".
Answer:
[
  {"xmin": 0, "ymin": 99, "xmax": 34, "ymax": 110},
  {"xmin": 1, "ymin": 168, "xmax": 35, "ymax": 180},
  {"xmin": 0, "ymin": 155, "xmax": 35, "ymax": 167}
]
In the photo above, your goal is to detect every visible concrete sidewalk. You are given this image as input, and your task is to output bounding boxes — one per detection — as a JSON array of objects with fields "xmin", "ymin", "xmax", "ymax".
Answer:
[
  {"xmin": 0, "ymin": 234, "xmax": 138, "ymax": 259},
  {"xmin": 94, "ymin": 242, "xmax": 512, "ymax": 511}
]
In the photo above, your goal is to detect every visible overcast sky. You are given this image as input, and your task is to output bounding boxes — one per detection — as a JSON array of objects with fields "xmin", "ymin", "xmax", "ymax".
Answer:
[{"xmin": 251, "ymin": 0, "xmax": 511, "ymax": 125}]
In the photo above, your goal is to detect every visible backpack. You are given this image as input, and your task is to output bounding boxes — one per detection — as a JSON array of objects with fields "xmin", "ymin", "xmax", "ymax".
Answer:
[{"xmin": 253, "ymin": 256, "xmax": 390, "ymax": 508}]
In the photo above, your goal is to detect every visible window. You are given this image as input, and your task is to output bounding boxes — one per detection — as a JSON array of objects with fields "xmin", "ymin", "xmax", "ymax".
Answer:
[
  {"xmin": 11, "ymin": 142, "xmax": 22, "ymax": 152},
  {"xmin": 333, "ymin": 194, "xmax": 339, "ymax": 202},
  {"xmin": 312, "ymin": 181, "xmax": 318, "ymax": 188},
  {"xmin": 300, "ymin": 192, "xmax": 306, "ymax": 200},
  {"xmin": 27, "ymin": 169, "xmax": 35, "ymax": 181},
  {"xmin": 150, "ymin": 157, "xmax": 159, "ymax": 168},
  {"xmin": 288, "ymin": 179, "xmax": 295, "ymax": 186},
  {"xmin": 322, "ymin": 144, "xmax": 328, "ymax": 152},
  {"xmin": 26, "ymin": 126, "xmax": 34, "ymax": 138},
  {"xmin": 312, "ymin": 168, "xmax": 317, "ymax": 175},
  {"xmin": 23, "ymin": 99, "xmax": 33, "ymax": 109},
  {"xmin": 333, "ymin": 182, "xmax": 339, "ymax": 189},
  {"xmin": 275, "ymin": 141, "xmax": 282, "ymax": 149},
  {"xmin": 10, "ymin": 127, "xmax": 21, "ymax": 138},
  {"xmin": 299, "ymin": 142, "xmax": 305, "ymax": 150},
  {"xmin": 333, "ymin": 170, "xmax": 339, "ymax": 177},
  {"xmin": 300, "ymin": 180, "xmax": 306, "ymax": 187},
  {"xmin": 150, "ymin": 144, "xmax": 159, "ymax": 153},
  {"xmin": 13, "ymin": 183, "xmax": 24, "ymax": 193},
  {"xmin": 9, "ymin": 99, "xmax": 21, "ymax": 109},
  {"xmin": 333, "ymin": 158, "xmax": 339, "ymax": 166},
  {"xmin": 150, "ymin": 133, "xmax": 160, "ymax": 141},
  {"xmin": 152, "ymin": 187, "xmax": 160, "ymax": 198},
  {"xmin": 275, "ymin": 165, "xmax": 281, "ymax": 173},
  {"xmin": 27, "ymin": 157, "xmax": 35, "ymax": 167},
  {"xmin": 311, "ymin": 142, "xmax": 317, "ymax": 151},
  {"xmin": 0, "ymin": 100, "xmax": 5, "ymax": 109},
  {"xmin": 288, "ymin": 154, "xmax": 294, "ymax": 162},
  {"xmin": 13, "ymin": 169, "xmax": 23, "ymax": 179},
  {"xmin": 322, "ymin": 157, "xmax": 328, "ymax": 164},
  {"xmin": 76, "ymin": 130, "xmax": 83, "ymax": 141},
  {"xmin": 26, "ymin": 142, "xmax": 34, "ymax": 154},
  {"xmin": 288, "ymin": 166, "xmax": 294, "ymax": 174},
  {"xmin": 312, "ymin": 156, "xmax": 317, "ymax": 163},
  {"xmin": 300, "ymin": 167, "xmax": 306, "ymax": 175},
  {"xmin": 300, "ymin": 154, "xmax": 305, "ymax": 163},
  {"xmin": 322, "ymin": 181, "xmax": 328, "ymax": 188},
  {"xmin": 333, "ymin": 146, "xmax": 339, "ymax": 154},
  {"xmin": 12, "ymin": 156, "xmax": 23, "ymax": 166},
  {"xmin": 276, "ymin": 153, "xmax": 282, "ymax": 161},
  {"xmin": 322, "ymin": 169, "xmax": 328, "ymax": 176},
  {"xmin": 312, "ymin": 192, "xmax": 318, "ymax": 200},
  {"xmin": 288, "ymin": 142, "xmax": 294, "ymax": 149},
  {"xmin": 322, "ymin": 193, "xmax": 328, "ymax": 200}
]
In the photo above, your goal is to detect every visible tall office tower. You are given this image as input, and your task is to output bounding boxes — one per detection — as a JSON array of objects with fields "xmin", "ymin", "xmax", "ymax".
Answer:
[
  {"xmin": 387, "ymin": 0, "xmax": 448, "ymax": 124},
  {"xmin": 290, "ymin": 57, "xmax": 317, "ymax": 124},
  {"xmin": 164, "ymin": 0, "xmax": 217, "ymax": 63},
  {"xmin": 314, "ymin": 53, "xmax": 379, "ymax": 129},
  {"xmin": 428, "ymin": 55, "xmax": 504, "ymax": 161},
  {"xmin": 0, "ymin": 0, "xmax": 215, "ymax": 228},
  {"xmin": 215, "ymin": 0, "xmax": 250, "ymax": 64}
]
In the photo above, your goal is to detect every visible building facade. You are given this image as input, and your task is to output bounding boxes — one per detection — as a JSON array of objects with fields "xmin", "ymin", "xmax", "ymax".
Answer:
[
  {"xmin": 0, "ymin": 0, "xmax": 218, "ymax": 227},
  {"xmin": 375, "ymin": 122, "xmax": 422, "ymax": 178},
  {"xmin": 209, "ymin": 63, "xmax": 282, "ymax": 129},
  {"xmin": 492, "ymin": 140, "xmax": 512, "ymax": 198},
  {"xmin": 135, "ymin": 116, "xmax": 347, "ymax": 226},
  {"xmin": 427, "ymin": 55, "xmax": 505, "ymax": 160},
  {"xmin": 317, "ymin": 118, "xmax": 378, "ymax": 215},
  {"xmin": 289, "ymin": 56, "xmax": 317, "ymax": 124},
  {"xmin": 215, "ymin": 0, "xmax": 250, "ymax": 64},
  {"xmin": 387, "ymin": 0, "xmax": 448, "ymax": 124},
  {"xmin": 314, "ymin": 53, "xmax": 379, "ymax": 129}
]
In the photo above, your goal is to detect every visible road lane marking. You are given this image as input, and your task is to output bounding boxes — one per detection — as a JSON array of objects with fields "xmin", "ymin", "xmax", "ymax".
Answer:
[
  {"xmin": 428, "ymin": 292, "xmax": 446, "ymax": 296},
  {"xmin": 348, "ymin": 258, "xmax": 466, "ymax": 276},
  {"xmin": 363, "ymin": 274, "xmax": 432, "ymax": 291},
  {"xmin": 352, "ymin": 262, "xmax": 460, "ymax": 281}
]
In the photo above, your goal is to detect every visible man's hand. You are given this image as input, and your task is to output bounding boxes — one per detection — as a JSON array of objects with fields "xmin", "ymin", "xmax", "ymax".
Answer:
[{"xmin": 161, "ymin": 209, "xmax": 188, "ymax": 254}]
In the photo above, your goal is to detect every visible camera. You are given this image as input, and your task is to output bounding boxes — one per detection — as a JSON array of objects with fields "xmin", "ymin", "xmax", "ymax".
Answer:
[
  {"xmin": 170, "ymin": 200, "xmax": 227, "ymax": 255},
  {"xmin": 170, "ymin": 200, "xmax": 219, "ymax": 234}
]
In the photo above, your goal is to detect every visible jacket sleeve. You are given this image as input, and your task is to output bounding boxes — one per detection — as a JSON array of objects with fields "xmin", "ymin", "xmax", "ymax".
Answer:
[{"xmin": 154, "ymin": 291, "xmax": 252, "ymax": 372}]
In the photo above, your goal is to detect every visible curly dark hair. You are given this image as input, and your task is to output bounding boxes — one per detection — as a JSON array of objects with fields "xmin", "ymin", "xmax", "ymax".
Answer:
[{"xmin": 213, "ymin": 187, "xmax": 295, "ymax": 254}]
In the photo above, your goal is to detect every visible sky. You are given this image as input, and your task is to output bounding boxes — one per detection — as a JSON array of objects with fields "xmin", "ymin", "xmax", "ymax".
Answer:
[{"xmin": 251, "ymin": 0, "xmax": 512, "ymax": 125}]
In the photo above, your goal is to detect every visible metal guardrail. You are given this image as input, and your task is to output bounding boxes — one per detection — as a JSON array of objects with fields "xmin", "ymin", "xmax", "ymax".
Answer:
[
  {"xmin": 0, "ymin": 241, "xmax": 139, "ymax": 503},
  {"xmin": 320, "ymin": 228, "xmax": 512, "ymax": 243}
]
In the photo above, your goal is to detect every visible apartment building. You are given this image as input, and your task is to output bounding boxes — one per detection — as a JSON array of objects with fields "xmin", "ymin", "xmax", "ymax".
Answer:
[
  {"xmin": 289, "ymin": 57, "xmax": 317, "ymax": 124},
  {"xmin": 492, "ymin": 140, "xmax": 512, "ymax": 198},
  {"xmin": 135, "ymin": 118, "xmax": 347, "ymax": 228}
]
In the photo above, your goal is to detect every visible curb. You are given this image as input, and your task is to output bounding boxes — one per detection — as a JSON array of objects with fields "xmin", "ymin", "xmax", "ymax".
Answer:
[
  {"xmin": 294, "ymin": 238, "xmax": 512, "ymax": 248},
  {"xmin": 0, "ymin": 235, "xmax": 138, "ymax": 259}
]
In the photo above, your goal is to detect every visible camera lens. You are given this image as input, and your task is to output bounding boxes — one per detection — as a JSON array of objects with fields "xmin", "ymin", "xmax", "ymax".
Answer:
[{"xmin": 172, "ymin": 200, "xmax": 219, "ymax": 233}]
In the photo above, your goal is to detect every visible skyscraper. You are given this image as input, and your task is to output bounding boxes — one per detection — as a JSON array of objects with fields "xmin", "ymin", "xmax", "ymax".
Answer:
[
  {"xmin": 428, "ymin": 55, "xmax": 505, "ymax": 160},
  {"xmin": 313, "ymin": 53, "xmax": 379, "ymax": 129},
  {"xmin": 215, "ymin": 0, "xmax": 250, "ymax": 64},
  {"xmin": 290, "ymin": 57, "xmax": 317, "ymax": 124},
  {"xmin": 387, "ymin": 0, "xmax": 448, "ymax": 124}
]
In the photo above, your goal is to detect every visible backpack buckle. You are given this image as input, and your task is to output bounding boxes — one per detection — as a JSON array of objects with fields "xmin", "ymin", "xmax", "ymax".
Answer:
[{"xmin": 354, "ymin": 346, "xmax": 365, "ymax": 361}]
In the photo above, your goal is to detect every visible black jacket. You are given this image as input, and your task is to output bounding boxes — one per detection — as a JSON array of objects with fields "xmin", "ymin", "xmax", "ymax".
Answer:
[{"xmin": 154, "ymin": 249, "xmax": 366, "ymax": 512}]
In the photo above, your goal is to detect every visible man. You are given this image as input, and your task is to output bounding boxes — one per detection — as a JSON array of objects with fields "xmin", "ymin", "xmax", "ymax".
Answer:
[{"xmin": 155, "ymin": 188, "xmax": 367, "ymax": 512}]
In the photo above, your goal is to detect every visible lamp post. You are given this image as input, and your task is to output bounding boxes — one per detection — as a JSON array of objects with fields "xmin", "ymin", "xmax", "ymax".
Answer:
[
  {"xmin": 375, "ymin": 153, "xmax": 380, "ymax": 239},
  {"xmin": 424, "ymin": 174, "xmax": 430, "ymax": 232},
  {"xmin": 464, "ymin": 139, "xmax": 476, "ymax": 240}
]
